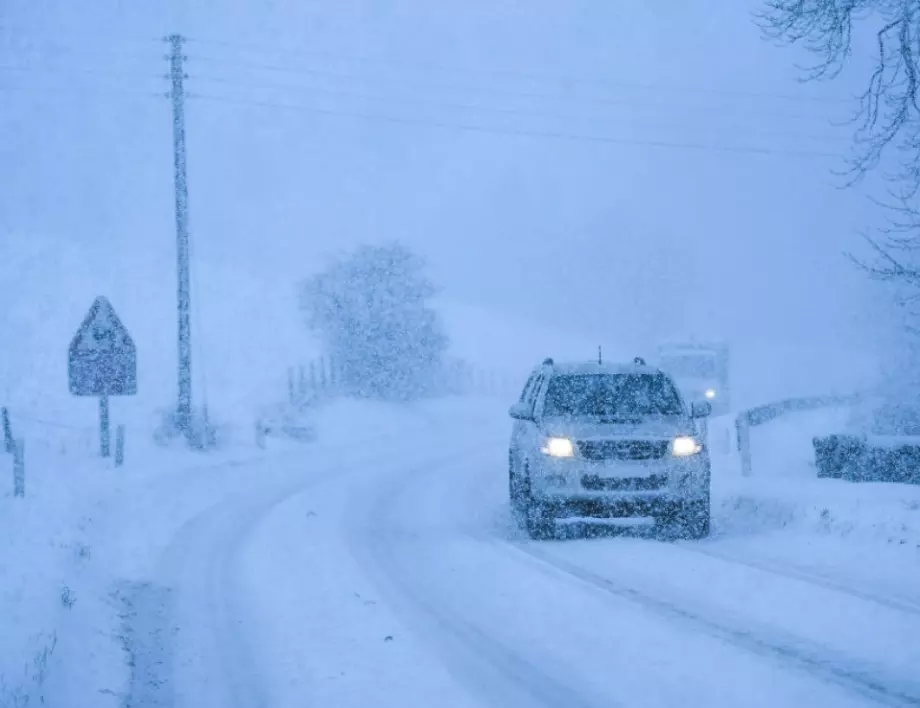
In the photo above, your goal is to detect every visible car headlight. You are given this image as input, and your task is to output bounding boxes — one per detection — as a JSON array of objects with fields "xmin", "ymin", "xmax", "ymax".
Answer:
[
  {"xmin": 672, "ymin": 436, "xmax": 703, "ymax": 457},
  {"xmin": 541, "ymin": 437, "xmax": 575, "ymax": 458},
  {"xmin": 705, "ymin": 388, "xmax": 716, "ymax": 399}
]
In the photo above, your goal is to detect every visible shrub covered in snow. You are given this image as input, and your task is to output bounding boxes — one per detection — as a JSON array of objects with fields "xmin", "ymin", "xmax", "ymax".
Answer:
[{"xmin": 300, "ymin": 243, "xmax": 449, "ymax": 401}]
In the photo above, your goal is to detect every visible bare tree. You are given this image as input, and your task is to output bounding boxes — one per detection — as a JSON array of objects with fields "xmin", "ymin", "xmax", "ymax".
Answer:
[
  {"xmin": 851, "ymin": 199, "xmax": 920, "ymax": 380},
  {"xmin": 852, "ymin": 197, "xmax": 920, "ymax": 285},
  {"xmin": 759, "ymin": 2, "xmax": 920, "ymax": 194}
]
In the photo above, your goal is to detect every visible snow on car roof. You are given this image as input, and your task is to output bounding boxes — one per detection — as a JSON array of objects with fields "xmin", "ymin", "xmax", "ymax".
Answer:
[{"xmin": 537, "ymin": 361, "xmax": 665, "ymax": 376}]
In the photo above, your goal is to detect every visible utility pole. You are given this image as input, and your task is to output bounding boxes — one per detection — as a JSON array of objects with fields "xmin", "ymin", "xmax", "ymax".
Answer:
[{"xmin": 168, "ymin": 34, "xmax": 192, "ymax": 435}]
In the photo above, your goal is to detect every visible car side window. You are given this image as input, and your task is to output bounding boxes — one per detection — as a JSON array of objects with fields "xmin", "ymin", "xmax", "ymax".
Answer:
[
  {"xmin": 527, "ymin": 374, "xmax": 547, "ymax": 415},
  {"xmin": 519, "ymin": 374, "xmax": 538, "ymax": 402}
]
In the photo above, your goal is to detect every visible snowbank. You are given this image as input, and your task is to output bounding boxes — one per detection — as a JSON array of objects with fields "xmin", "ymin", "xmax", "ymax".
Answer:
[
  {"xmin": 716, "ymin": 473, "xmax": 920, "ymax": 548},
  {"xmin": 710, "ymin": 409, "xmax": 920, "ymax": 550},
  {"xmin": 0, "ymin": 444, "xmax": 123, "ymax": 707},
  {"xmin": 0, "ymin": 411, "xmax": 314, "ymax": 706},
  {"xmin": 0, "ymin": 395, "xmax": 497, "ymax": 707},
  {"xmin": 0, "ymin": 231, "xmax": 323, "ymax": 706}
]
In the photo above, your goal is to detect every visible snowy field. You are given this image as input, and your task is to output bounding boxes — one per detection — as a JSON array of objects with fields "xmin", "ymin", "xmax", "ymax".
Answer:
[
  {"xmin": 1, "ymin": 233, "xmax": 916, "ymax": 708},
  {"xmin": 2, "ymin": 394, "xmax": 919, "ymax": 707}
]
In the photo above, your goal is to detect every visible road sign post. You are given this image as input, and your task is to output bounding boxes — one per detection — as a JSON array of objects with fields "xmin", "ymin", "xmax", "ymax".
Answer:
[
  {"xmin": 100, "ymin": 395, "xmax": 111, "ymax": 457},
  {"xmin": 69, "ymin": 297, "xmax": 137, "ymax": 460}
]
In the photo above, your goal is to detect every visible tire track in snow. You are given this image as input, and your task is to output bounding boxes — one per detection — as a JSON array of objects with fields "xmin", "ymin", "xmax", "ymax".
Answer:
[
  {"xmin": 119, "ymin": 581, "xmax": 176, "ymax": 708},
  {"xmin": 345, "ymin": 446, "xmax": 617, "ymax": 708},
  {"xmin": 350, "ymin": 438, "xmax": 912, "ymax": 708},
  {"xmin": 123, "ymin": 419, "xmax": 499, "ymax": 708},
  {"xmin": 674, "ymin": 544, "xmax": 920, "ymax": 617},
  {"xmin": 505, "ymin": 542, "xmax": 920, "ymax": 708},
  {"xmin": 126, "ymin": 487, "xmax": 280, "ymax": 708},
  {"xmin": 434, "ymin": 440, "xmax": 920, "ymax": 707}
]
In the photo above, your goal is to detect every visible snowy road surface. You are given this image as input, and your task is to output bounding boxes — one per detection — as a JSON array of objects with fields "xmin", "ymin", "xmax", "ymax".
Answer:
[{"xmin": 119, "ymin": 405, "xmax": 920, "ymax": 708}]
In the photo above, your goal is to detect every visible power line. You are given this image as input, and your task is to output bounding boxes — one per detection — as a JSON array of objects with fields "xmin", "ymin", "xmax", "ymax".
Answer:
[
  {"xmin": 186, "ymin": 34, "xmax": 850, "ymax": 106},
  {"xmin": 0, "ymin": 83, "xmax": 162, "ymax": 98},
  {"xmin": 190, "ymin": 54, "xmax": 836, "ymax": 123},
  {"xmin": 193, "ymin": 73, "xmax": 849, "ymax": 144},
  {"xmin": 0, "ymin": 41, "xmax": 160, "ymax": 66},
  {"xmin": 192, "ymin": 92, "xmax": 841, "ymax": 159},
  {"xmin": 0, "ymin": 45, "xmax": 840, "ymax": 125},
  {"xmin": 0, "ymin": 62, "xmax": 845, "ymax": 146},
  {"xmin": 0, "ymin": 24, "xmax": 160, "ymax": 47},
  {"xmin": 0, "ymin": 63, "xmax": 162, "ymax": 82}
]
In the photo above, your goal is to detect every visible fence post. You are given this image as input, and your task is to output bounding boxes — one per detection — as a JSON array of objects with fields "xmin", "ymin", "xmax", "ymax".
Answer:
[
  {"xmin": 720, "ymin": 426, "xmax": 731, "ymax": 454},
  {"xmin": 2, "ymin": 407, "xmax": 12, "ymax": 453},
  {"xmin": 737, "ymin": 414, "xmax": 752, "ymax": 477},
  {"xmin": 319, "ymin": 356, "xmax": 328, "ymax": 390},
  {"xmin": 699, "ymin": 417, "xmax": 709, "ymax": 448},
  {"xmin": 115, "ymin": 425, "xmax": 125, "ymax": 467},
  {"xmin": 298, "ymin": 365, "xmax": 306, "ymax": 399},
  {"xmin": 13, "ymin": 438, "xmax": 24, "ymax": 497}
]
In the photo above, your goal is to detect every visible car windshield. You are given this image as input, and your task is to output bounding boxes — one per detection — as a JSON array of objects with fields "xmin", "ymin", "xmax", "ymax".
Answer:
[{"xmin": 543, "ymin": 373, "xmax": 683, "ymax": 418}]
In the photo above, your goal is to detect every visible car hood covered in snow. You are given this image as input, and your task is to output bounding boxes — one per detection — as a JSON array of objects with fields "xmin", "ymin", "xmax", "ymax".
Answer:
[{"xmin": 541, "ymin": 416, "xmax": 693, "ymax": 440}]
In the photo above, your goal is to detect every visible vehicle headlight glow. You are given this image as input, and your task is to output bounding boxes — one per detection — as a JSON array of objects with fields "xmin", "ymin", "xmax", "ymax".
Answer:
[
  {"xmin": 705, "ymin": 388, "xmax": 717, "ymax": 399},
  {"xmin": 541, "ymin": 437, "xmax": 575, "ymax": 458},
  {"xmin": 672, "ymin": 436, "xmax": 703, "ymax": 457}
]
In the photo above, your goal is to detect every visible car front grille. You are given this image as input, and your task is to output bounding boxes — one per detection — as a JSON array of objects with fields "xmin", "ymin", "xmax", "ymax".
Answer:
[
  {"xmin": 577, "ymin": 440, "xmax": 669, "ymax": 461},
  {"xmin": 580, "ymin": 474, "xmax": 668, "ymax": 491}
]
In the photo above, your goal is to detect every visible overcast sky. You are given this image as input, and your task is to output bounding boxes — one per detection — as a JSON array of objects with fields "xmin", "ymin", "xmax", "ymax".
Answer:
[{"xmin": 0, "ymin": 1, "xmax": 895, "ymax": 399}]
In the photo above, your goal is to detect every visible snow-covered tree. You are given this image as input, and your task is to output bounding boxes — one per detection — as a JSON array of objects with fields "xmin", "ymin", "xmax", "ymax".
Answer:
[{"xmin": 300, "ymin": 243, "xmax": 448, "ymax": 400}]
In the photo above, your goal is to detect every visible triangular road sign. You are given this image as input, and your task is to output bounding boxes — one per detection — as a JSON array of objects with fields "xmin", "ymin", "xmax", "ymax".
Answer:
[{"xmin": 68, "ymin": 296, "xmax": 137, "ymax": 396}]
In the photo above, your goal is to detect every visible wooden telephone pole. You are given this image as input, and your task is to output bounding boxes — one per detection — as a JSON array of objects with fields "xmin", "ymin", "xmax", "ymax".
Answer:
[{"xmin": 167, "ymin": 34, "xmax": 192, "ymax": 434}]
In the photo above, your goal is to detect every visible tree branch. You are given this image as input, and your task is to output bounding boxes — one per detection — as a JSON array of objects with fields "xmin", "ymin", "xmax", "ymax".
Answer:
[{"xmin": 760, "ymin": 1, "xmax": 920, "ymax": 192}]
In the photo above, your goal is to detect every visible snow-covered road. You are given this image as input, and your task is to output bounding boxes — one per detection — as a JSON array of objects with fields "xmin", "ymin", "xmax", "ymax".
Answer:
[{"xmin": 118, "ymin": 404, "xmax": 920, "ymax": 708}]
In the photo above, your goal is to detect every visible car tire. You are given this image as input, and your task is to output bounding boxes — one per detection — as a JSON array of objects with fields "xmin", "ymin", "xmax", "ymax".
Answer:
[
  {"xmin": 508, "ymin": 450, "xmax": 515, "ymax": 503},
  {"xmin": 508, "ymin": 451, "xmax": 525, "ymax": 512},
  {"xmin": 658, "ymin": 499, "xmax": 710, "ymax": 541},
  {"xmin": 519, "ymin": 462, "xmax": 554, "ymax": 539},
  {"xmin": 682, "ymin": 499, "xmax": 711, "ymax": 540},
  {"xmin": 526, "ymin": 500, "xmax": 555, "ymax": 540}
]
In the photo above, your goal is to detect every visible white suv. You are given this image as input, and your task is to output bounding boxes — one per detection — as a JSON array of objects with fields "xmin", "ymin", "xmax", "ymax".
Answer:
[{"xmin": 508, "ymin": 358, "xmax": 712, "ymax": 540}]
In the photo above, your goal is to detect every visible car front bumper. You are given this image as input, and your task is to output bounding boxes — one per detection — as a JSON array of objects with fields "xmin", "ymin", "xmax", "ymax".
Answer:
[
  {"xmin": 535, "ymin": 494, "xmax": 699, "ymax": 519},
  {"xmin": 530, "ymin": 455, "xmax": 710, "ymax": 518}
]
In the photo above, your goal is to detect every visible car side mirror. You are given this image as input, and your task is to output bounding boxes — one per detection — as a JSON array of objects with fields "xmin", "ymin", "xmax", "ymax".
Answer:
[
  {"xmin": 691, "ymin": 401, "xmax": 712, "ymax": 419},
  {"xmin": 509, "ymin": 402, "xmax": 533, "ymax": 421}
]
